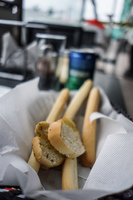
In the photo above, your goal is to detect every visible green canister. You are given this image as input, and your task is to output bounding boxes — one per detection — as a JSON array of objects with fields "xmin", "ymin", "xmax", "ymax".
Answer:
[{"xmin": 67, "ymin": 49, "xmax": 96, "ymax": 90}]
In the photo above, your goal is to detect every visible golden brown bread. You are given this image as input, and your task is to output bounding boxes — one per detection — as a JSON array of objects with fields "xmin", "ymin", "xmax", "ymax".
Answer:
[
  {"xmin": 48, "ymin": 117, "xmax": 85, "ymax": 158},
  {"xmin": 32, "ymin": 136, "xmax": 65, "ymax": 168},
  {"xmin": 28, "ymin": 88, "xmax": 69, "ymax": 172},
  {"xmin": 61, "ymin": 79, "xmax": 92, "ymax": 190},
  {"xmin": 33, "ymin": 121, "xmax": 65, "ymax": 168},
  {"xmin": 62, "ymin": 158, "xmax": 78, "ymax": 190},
  {"xmin": 63, "ymin": 79, "xmax": 92, "ymax": 119},
  {"xmin": 81, "ymin": 87, "xmax": 100, "ymax": 167}
]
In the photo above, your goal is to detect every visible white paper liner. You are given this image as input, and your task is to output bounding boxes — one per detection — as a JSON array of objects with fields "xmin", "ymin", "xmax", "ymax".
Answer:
[{"xmin": 0, "ymin": 78, "xmax": 133, "ymax": 200}]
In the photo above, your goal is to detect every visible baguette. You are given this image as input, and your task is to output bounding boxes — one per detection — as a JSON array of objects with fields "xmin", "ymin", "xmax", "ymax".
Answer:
[
  {"xmin": 81, "ymin": 87, "xmax": 100, "ymax": 167},
  {"xmin": 60, "ymin": 79, "xmax": 92, "ymax": 190},
  {"xmin": 48, "ymin": 117, "xmax": 85, "ymax": 158},
  {"xmin": 28, "ymin": 88, "xmax": 69, "ymax": 172},
  {"xmin": 63, "ymin": 79, "xmax": 92, "ymax": 119},
  {"xmin": 62, "ymin": 158, "xmax": 78, "ymax": 190}
]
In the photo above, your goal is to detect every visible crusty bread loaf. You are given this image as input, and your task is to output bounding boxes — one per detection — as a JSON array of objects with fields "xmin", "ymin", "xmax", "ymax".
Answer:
[
  {"xmin": 32, "ymin": 121, "xmax": 65, "ymax": 169},
  {"xmin": 28, "ymin": 88, "xmax": 69, "ymax": 173},
  {"xmin": 32, "ymin": 136, "xmax": 65, "ymax": 169},
  {"xmin": 48, "ymin": 117, "xmax": 85, "ymax": 158},
  {"xmin": 81, "ymin": 87, "xmax": 100, "ymax": 167},
  {"xmin": 62, "ymin": 158, "xmax": 78, "ymax": 190},
  {"xmin": 61, "ymin": 79, "xmax": 92, "ymax": 190}
]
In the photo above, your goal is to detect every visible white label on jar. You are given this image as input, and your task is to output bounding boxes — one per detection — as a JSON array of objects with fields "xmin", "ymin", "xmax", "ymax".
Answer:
[{"xmin": 70, "ymin": 69, "xmax": 90, "ymax": 77}]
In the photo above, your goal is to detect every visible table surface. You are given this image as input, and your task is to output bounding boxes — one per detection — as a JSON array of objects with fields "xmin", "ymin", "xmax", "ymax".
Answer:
[
  {"xmin": 93, "ymin": 71, "xmax": 127, "ymax": 112},
  {"xmin": 0, "ymin": 70, "xmax": 127, "ymax": 113}
]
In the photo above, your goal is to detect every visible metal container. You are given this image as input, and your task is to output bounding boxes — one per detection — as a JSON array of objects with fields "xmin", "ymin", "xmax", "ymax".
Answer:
[{"xmin": 67, "ymin": 48, "xmax": 96, "ymax": 90}]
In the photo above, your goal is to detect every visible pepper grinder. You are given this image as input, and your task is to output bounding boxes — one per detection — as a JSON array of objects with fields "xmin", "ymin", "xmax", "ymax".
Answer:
[{"xmin": 37, "ymin": 44, "xmax": 54, "ymax": 90}]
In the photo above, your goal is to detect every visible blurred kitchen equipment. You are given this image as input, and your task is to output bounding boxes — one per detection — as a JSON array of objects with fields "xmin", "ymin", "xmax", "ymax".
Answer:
[
  {"xmin": 35, "ymin": 33, "xmax": 67, "ymax": 90},
  {"xmin": 25, "ymin": 22, "xmax": 48, "ymax": 44},
  {"xmin": 0, "ymin": 20, "xmax": 49, "ymax": 81},
  {"xmin": 37, "ymin": 43, "xmax": 53, "ymax": 89},
  {"xmin": 0, "ymin": 19, "xmax": 26, "ymax": 81}
]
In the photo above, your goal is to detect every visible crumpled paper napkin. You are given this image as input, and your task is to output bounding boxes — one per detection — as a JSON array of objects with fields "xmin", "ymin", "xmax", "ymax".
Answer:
[{"xmin": 0, "ymin": 78, "xmax": 133, "ymax": 200}]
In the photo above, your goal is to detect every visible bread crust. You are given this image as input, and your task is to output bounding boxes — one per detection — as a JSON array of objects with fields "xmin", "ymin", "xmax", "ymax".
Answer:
[
  {"xmin": 63, "ymin": 79, "xmax": 92, "ymax": 119},
  {"xmin": 48, "ymin": 118, "xmax": 85, "ymax": 158},
  {"xmin": 48, "ymin": 119, "xmax": 73, "ymax": 156},
  {"xmin": 62, "ymin": 158, "xmax": 78, "ymax": 190},
  {"xmin": 35, "ymin": 121, "xmax": 50, "ymax": 138},
  {"xmin": 28, "ymin": 88, "xmax": 70, "ymax": 173},
  {"xmin": 32, "ymin": 136, "xmax": 65, "ymax": 168},
  {"xmin": 81, "ymin": 87, "xmax": 100, "ymax": 167}
]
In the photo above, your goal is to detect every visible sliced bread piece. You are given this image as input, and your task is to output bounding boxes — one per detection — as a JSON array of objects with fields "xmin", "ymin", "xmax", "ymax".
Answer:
[
  {"xmin": 32, "ymin": 121, "xmax": 65, "ymax": 169},
  {"xmin": 48, "ymin": 117, "xmax": 85, "ymax": 158}
]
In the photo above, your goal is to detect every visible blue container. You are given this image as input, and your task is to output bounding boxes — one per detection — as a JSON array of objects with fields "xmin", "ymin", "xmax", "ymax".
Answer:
[{"xmin": 67, "ymin": 49, "xmax": 96, "ymax": 90}]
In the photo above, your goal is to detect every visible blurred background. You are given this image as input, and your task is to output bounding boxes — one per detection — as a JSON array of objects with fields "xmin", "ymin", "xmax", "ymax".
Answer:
[
  {"xmin": 0, "ymin": 0, "xmax": 133, "ymax": 117},
  {"xmin": 0, "ymin": 0, "xmax": 133, "ymax": 76},
  {"xmin": 23, "ymin": 0, "xmax": 123, "ymax": 23}
]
